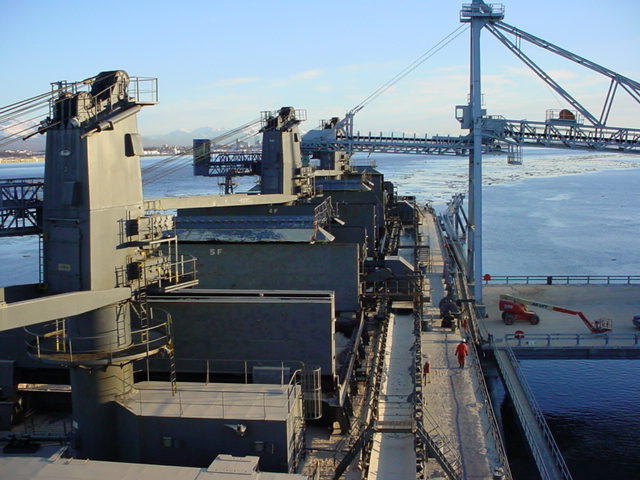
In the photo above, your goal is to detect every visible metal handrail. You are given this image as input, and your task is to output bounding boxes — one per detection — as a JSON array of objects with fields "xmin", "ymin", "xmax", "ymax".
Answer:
[
  {"xmin": 331, "ymin": 305, "xmax": 389, "ymax": 476},
  {"xmin": 414, "ymin": 307, "xmax": 463, "ymax": 479},
  {"xmin": 483, "ymin": 275, "xmax": 640, "ymax": 285},
  {"xmin": 504, "ymin": 332, "xmax": 640, "ymax": 348},
  {"xmin": 24, "ymin": 311, "xmax": 171, "ymax": 365},
  {"xmin": 313, "ymin": 197, "xmax": 334, "ymax": 237},
  {"xmin": 155, "ymin": 254, "xmax": 198, "ymax": 289},
  {"xmin": 149, "ymin": 357, "xmax": 304, "ymax": 383},
  {"xmin": 417, "ymin": 401, "xmax": 463, "ymax": 480},
  {"xmin": 128, "ymin": 76, "xmax": 159, "ymax": 104},
  {"xmin": 495, "ymin": 342, "xmax": 573, "ymax": 480},
  {"xmin": 116, "ymin": 377, "xmax": 301, "ymax": 420}
]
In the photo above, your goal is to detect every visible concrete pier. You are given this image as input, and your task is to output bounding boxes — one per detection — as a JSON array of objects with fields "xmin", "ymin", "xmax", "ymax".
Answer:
[{"xmin": 481, "ymin": 284, "xmax": 640, "ymax": 358}]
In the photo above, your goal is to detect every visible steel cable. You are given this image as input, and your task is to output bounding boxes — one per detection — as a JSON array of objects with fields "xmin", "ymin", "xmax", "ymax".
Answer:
[
  {"xmin": 0, "ymin": 79, "xmax": 92, "ymax": 148},
  {"xmin": 352, "ymin": 24, "xmax": 469, "ymax": 113}
]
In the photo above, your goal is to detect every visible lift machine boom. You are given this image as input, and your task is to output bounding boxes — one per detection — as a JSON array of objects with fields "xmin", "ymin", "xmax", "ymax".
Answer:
[{"xmin": 499, "ymin": 294, "xmax": 612, "ymax": 333}]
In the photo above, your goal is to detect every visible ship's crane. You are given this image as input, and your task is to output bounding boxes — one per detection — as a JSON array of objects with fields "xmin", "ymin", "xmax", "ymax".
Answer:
[{"xmin": 499, "ymin": 294, "xmax": 613, "ymax": 333}]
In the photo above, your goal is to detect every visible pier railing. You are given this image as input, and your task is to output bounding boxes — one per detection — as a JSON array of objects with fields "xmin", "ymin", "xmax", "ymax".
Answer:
[
  {"xmin": 493, "ymin": 342, "xmax": 573, "ymax": 480},
  {"xmin": 483, "ymin": 275, "xmax": 640, "ymax": 285},
  {"xmin": 505, "ymin": 332, "xmax": 640, "ymax": 349}
]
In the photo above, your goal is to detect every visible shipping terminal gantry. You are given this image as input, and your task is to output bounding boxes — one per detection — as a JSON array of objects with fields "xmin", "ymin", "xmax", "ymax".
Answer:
[{"xmin": 1, "ymin": 2, "xmax": 640, "ymax": 480}]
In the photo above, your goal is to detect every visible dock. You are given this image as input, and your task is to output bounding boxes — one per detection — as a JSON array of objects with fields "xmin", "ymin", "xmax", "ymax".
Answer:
[
  {"xmin": 477, "ymin": 283, "xmax": 640, "ymax": 479},
  {"xmin": 480, "ymin": 283, "xmax": 640, "ymax": 358}
]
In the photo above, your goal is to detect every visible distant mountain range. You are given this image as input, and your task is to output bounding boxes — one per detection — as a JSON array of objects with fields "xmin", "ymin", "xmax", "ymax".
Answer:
[{"xmin": 141, "ymin": 126, "xmax": 251, "ymax": 148}]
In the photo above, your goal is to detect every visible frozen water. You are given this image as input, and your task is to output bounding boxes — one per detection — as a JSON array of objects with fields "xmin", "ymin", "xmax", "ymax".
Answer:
[
  {"xmin": 1, "ymin": 148, "xmax": 639, "ymax": 287},
  {"xmin": 363, "ymin": 149, "xmax": 640, "ymax": 277}
]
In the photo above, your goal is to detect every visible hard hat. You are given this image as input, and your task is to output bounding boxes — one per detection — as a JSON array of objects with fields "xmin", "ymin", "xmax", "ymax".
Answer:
[{"xmin": 462, "ymin": 339, "xmax": 466, "ymax": 342}]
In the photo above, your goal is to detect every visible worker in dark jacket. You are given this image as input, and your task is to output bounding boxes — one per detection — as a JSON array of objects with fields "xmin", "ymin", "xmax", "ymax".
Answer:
[{"xmin": 454, "ymin": 339, "xmax": 469, "ymax": 368}]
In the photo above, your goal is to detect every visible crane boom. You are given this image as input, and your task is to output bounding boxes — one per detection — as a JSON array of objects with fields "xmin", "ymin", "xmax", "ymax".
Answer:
[{"xmin": 499, "ymin": 294, "xmax": 612, "ymax": 333}]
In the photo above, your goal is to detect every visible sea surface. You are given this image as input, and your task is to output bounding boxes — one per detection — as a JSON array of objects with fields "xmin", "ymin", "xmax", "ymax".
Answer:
[{"xmin": 1, "ymin": 148, "xmax": 640, "ymax": 478}]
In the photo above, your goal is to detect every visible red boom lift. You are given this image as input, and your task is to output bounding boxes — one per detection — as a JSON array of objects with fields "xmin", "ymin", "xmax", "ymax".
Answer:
[{"xmin": 498, "ymin": 294, "xmax": 612, "ymax": 333}]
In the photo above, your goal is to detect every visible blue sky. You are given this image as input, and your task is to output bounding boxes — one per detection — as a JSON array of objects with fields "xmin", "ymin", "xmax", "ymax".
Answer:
[{"xmin": 1, "ymin": 0, "xmax": 639, "ymax": 137}]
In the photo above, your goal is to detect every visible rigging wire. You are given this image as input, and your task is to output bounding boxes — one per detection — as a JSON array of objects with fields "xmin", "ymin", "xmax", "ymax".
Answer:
[
  {"xmin": 0, "ymin": 112, "xmax": 55, "ymax": 149},
  {"xmin": 352, "ymin": 24, "xmax": 469, "ymax": 113},
  {"xmin": 0, "ymin": 91, "xmax": 52, "ymax": 117},
  {"xmin": 0, "ymin": 82, "xmax": 82, "ymax": 120},
  {"xmin": 0, "ymin": 102, "xmax": 49, "ymax": 124},
  {"xmin": 0, "ymin": 80, "xmax": 93, "ymax": 148}
]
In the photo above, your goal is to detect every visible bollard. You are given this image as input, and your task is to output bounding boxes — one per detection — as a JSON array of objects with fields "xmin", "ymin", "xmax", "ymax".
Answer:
[{"xmin": 492, "ymin": 466, "xmax": 505, "ymax": 480}]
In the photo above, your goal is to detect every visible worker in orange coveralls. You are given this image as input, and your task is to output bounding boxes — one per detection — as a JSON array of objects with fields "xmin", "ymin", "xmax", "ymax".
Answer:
[{"xmin": 454, "ymin": 339, "xmax": 469, "ymax": 368}]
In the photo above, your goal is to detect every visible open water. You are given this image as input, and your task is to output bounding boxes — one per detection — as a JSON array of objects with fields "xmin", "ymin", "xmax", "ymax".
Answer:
[{"xmin": 1, "ymin": 148, "xmax": 640, "ymax": 478}]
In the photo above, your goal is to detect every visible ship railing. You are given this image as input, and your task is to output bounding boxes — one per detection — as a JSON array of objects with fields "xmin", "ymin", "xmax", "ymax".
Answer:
[
  {"xmin": 414, "ymin": 311, "xmax": 426, "ymax": 478},
  {"xmin": 24, "ymin": 310, "xmax": 171, "ymax": 367},
  {"xmin": 415, "ymin": 304, "xmax": 463, "ymax": 479},
  {"xmin": 305, "ymin": 459, "xmax": 320, "ymax": 480},
  {"xmin": 117, "ymin": 367, "xmax": 302, "ymax": 420},
  {"xmin": 136, "ymin": 356, "xmax": 318, "ymax": 419},
  {"xmin": 395, "ymin": 195, "xmax": 420, "ymax": 229},
  {"xmin": 133, "ymin": 253, "xmax": 198, "ymax": 294},
  {"xmin": 504, "ymin": 332, "xmax": 640, "ymax": 349},
  {"xmin": 462, "ymin": 355, "xmax": 513, "ymax": 480},
  {"xmin": 128, "ymin": 76, "xmax": 159, "ymax": 105},
  {"xmin": 313, "ymin": 197, "xmax": 334, "ymax": 235},
  {"xmin": 142, "ymin": 357, "xmax": 304, "ymax": 384},
  {"xmin": 152, "ymin": 253, "xmax": 198, "ymax": 292},
  {"xmin": 335, "ymin": 310, "xmax": 367, "ymax": 408},
  {"xmin": 330, "ymin": 305, "xmax": 390, "ymax": 479},
  {"xmin": 483, "ymin": 275, "xmax": 640, "ymax": 285},
  {"xmin": 50, "ymin": 75, "xmax": 158, "ymax": 122},
  {"xmin": 365, "ymin": 274, "xmax": 424, "ymax": 298},
  {"xmin": 260, "ymin": 108, "xmax": 307, "ymax": 129},
  {"xmin": 416, "ymin": 399, "xmax": 463, "ymax": 480}
]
